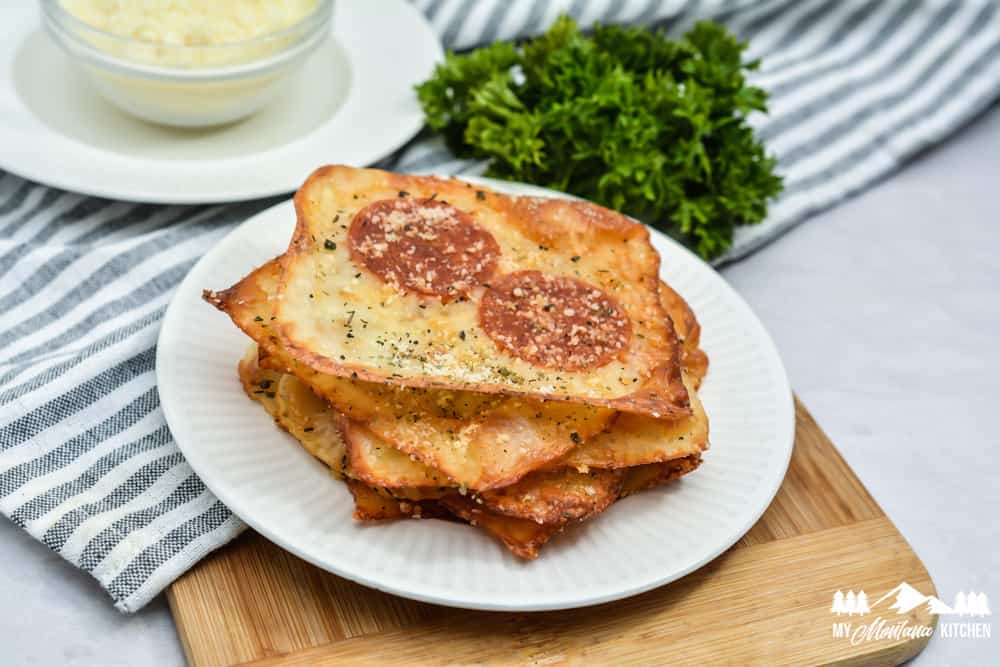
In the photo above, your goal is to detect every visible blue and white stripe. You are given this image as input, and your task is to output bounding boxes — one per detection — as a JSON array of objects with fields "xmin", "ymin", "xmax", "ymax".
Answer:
[{"xmin": 1, "ymin": 0, "xmax": 999, "ymax": 612}]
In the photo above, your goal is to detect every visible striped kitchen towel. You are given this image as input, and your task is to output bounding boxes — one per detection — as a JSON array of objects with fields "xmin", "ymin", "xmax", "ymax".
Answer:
[{"xmin": 2, "ymin": 0, "xmax": 999, "ymax": 613}]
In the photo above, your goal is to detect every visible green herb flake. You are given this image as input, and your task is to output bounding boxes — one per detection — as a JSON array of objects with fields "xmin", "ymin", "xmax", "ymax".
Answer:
[{"xmin": 324, "ymin": 240, "xmax": 337, "ymax": 251}]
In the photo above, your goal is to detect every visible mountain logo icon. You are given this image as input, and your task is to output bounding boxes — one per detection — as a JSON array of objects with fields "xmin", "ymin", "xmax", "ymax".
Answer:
[
  {"xmin": 873, "ymin": 582, "xmax": 948, "ymax": 614},
  {"xmin": 867, "ymin": 582, "xmax": 991, "ymax": 617}
]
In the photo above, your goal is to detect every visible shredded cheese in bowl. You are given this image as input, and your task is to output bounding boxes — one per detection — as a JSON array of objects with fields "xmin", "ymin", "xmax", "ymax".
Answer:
[
  {"xmin": 44, "ymin": 0, "xmax": 332, "ymax": 126},
  {"xmin": 60, "ymin": 0, "xmax": 320, "ymax": 47}
]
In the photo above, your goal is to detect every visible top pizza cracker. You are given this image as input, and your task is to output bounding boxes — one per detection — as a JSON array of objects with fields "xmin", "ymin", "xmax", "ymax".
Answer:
[{"xmin": 275, "ymin": 166, "xmax": 688, "ymax": 417}]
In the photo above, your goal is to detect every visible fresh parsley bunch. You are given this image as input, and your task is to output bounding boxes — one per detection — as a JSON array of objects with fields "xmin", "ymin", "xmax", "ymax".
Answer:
[{"xmin": 416, "ymin": 17, "xmax": 783, "ymax": 260}]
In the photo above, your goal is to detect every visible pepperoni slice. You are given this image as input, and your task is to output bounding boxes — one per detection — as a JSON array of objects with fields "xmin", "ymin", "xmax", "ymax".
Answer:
[
  {"xmin": 348, "ymin": 198, "xmax": 500, "ymax": 299},
  {"xmin": 479, "ymin": 271, "xmax": 632, "ymax": 371}
]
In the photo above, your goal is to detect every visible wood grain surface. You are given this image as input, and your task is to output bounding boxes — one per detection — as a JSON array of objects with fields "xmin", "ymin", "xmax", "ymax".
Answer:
[{"xmin": 167, "ymin": 399, "xmax": 936, "ymax": 666}]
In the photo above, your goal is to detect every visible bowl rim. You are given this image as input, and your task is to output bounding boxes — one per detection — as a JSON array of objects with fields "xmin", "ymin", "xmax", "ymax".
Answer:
[{"xmin": 41, "ymin": 0, "xmax": 334, "ymax": 80}]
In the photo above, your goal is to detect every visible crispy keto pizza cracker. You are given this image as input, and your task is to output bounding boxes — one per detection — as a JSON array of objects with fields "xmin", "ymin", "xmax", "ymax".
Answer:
[
  {"xmin": 206, "ymin": 258, "xmax": 613, "ymax": 490},
  {"xmin": 239, "ymin": 344, "xmax": 593, "ymax": 557},
  {"xmin": 210, "ymin": 166, "xmax": 713, "ymax": 560},
  {"xmin": 239, "ymin": 340, "xmax": 705, "ymax": 558},
  {"xmin": 275, "ymin": 166, "xmax": 689, "ymax": 418}
]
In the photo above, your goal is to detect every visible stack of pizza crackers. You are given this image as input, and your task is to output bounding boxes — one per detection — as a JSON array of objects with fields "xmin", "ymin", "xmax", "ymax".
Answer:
[{"xmin": 205, "ymin": 166, "xmax": 709, "ymax": 558}]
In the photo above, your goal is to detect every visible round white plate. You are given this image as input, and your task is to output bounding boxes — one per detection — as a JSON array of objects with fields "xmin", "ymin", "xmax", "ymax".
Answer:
[
  {"xmin": 158, "ymin": 179, "xmax": 795, "ymax": 611},
  {"xmin": 0, "ymin": 2, "xmax": 442, "ymax": 204}
]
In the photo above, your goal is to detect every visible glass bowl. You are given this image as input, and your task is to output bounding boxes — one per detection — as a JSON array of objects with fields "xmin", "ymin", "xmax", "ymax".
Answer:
[{"xmin": 41, "ymin": 0, "xmax": 334, "ymax": 127}]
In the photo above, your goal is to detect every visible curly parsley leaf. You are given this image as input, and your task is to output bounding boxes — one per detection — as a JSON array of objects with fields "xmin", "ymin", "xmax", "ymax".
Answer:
[{"xmin": 416, "ymin": 17, "xmax": 782, "ymax": 260}]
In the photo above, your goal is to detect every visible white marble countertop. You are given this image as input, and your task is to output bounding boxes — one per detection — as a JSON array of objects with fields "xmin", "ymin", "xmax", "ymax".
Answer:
[{"xmin": 3, "ymin": 104, "xmax": 998, "ymax": 666}]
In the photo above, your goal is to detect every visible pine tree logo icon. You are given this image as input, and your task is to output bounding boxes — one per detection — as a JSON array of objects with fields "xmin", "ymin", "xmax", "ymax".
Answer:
[
  {"xmin": 952, "ymin": 592, "xmax": 991, "ymax": 617},
  {"xmin": 831, "ymin": 590, "xmax": 871, "ymax": 616}
]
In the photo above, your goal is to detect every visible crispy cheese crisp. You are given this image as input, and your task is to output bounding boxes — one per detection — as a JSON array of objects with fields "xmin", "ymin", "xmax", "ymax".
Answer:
[
  {"xmin": 238, "ymin": 346, "xmax": 347, "ymax": 474},
  {"xmin": 275, "ymin": 166, "xmax": 689, "ymax": 418},
  {"xmin": 476, "ymin": 467, "xmax": 623, "ymax": 525},
  {"xmin": 239, "ymin": 345, "xmax": 587, "ymax": 555},
  {"xmin": 240, "ymin": 345, "xmax": 705, "ymax": 557},
  {"xmin": 562, "ymin": 375, "xmax": 708, "ymax": 469},
  {"xmin": 212, "ymin": 165, "xmax": 714, "ymax": 560},
  {"xmin": 206, "ymin": 258, "xmax": 613, "ymax": 490}
]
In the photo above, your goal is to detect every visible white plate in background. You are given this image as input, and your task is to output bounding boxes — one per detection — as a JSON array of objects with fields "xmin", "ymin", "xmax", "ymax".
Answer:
[
  {"xmin": 0, "ymin": 1, "xmax": 442, "ymax": 203},
  {"xmin": 157, "ymin": 178, "xmax": 795, "ymax": 611}
]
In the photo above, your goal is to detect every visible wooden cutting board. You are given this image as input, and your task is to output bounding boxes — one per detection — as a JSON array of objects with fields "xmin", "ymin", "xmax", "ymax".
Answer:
[{"xmin": 167, "ymin": 399, "xmax": 936, "ymax": 666}]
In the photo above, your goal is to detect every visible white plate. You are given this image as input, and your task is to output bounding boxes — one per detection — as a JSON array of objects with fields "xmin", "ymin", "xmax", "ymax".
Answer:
[
  {"xmin": 157, "ymin": 179, "xmax": 795, "ymax": 611},
  {"xmin": 0, "ymin": 1, "xmax": 442, "ymax": 204}
]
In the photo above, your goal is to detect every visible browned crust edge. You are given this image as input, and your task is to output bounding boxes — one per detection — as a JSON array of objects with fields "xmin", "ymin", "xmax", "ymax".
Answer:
[
  {"xmin": 346, "ymin": 480, "xmax": 448, "ymax": 521},
  {"xmin": 619, "ymin": 455, "xmax": 704, "ymax": 498},
  {"xmin": 658, "ymin": 281, "xmax": 709, "ymax": 387},
  {"xmin": 441, "ymin": 496, "xmax": 563, "ymax": 560},
  {"xmin": 341, "ymin": 420, "xmax": 454, "ymax": 491},
  {"xmin": 476, "ymin": 468, "xmax": 625, "ymax": 525}
]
